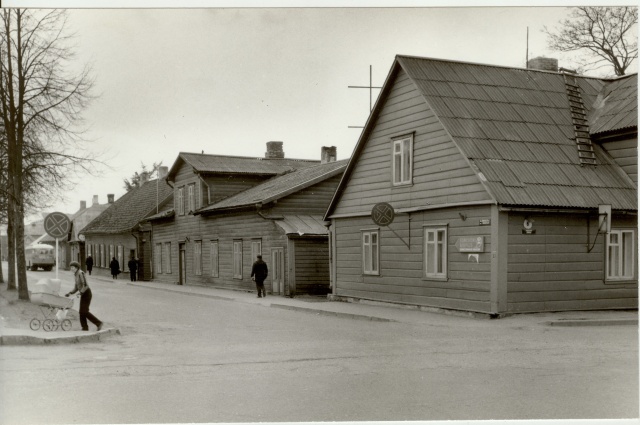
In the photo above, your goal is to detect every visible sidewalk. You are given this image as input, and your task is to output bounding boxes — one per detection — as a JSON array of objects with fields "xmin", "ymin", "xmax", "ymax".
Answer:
[{"xmin": 2, "ymin": 271, "xmax": 637, "ymax": 345}]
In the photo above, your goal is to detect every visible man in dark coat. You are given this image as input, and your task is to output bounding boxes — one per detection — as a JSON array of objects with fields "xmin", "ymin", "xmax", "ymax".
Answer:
[
  {"xmin": 110, "ymin": 257, "xmax": 120, "ymax": 279},
  {"xmin": 85, "ymin": 255, "xmax": 93, "ymax": 275},
  {"xmin": 127, "ymin": 257, "xmax": 138, "ymax": 282},
  {"xmin": 251, "ymin": 255, "xmax": 268, "ymax": 298}
]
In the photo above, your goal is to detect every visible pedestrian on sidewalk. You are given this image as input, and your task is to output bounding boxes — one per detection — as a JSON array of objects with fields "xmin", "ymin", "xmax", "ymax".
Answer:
[
  {"xmin": 128, "ymin": 257, "xmax": 138, "ymax": 282},
  {"xmin": 251, "ymin": 254, "xmax": 268, "ymax": 298},
  {"xmin": 110, "ymin": 257, "xmax": 120, "ymax": 279},
  {"xmin": 85, "ymin": 254, "xmax": 93, "ymax": 275},
  {"xmin": 65, "ymin": 261, "xmax": 103, "ymax": 331}
]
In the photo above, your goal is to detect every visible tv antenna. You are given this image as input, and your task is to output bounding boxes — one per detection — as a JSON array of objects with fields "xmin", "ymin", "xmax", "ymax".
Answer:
[{"xmin": 348, "ymin": 65, "xmax": 382, "ymax": 129}]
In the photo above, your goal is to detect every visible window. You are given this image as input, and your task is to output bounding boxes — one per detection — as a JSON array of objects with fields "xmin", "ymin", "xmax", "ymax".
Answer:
[
  {"xmin": 251, "ymin": 240, "xmax": 262, "ymax": 262},
  {"xmin": 425, "ymin": 227, "xmax": 447, "ymax": 278},
  {"xmin": 196, "ymin": 182, "xmax": 201, "ymax": 209},
  {"xmin": 606, "ymin": 229, "xmax": 635, "ymax": 281},
  {"xmin": 100, "ymin": 244, "xmax": 105, "ymax": 267},
  {"xmin": 154, "ymin": 243, "xmax": 162, "ymax": 274},
  {"xmin": 187, "ymin": 184, "xmax": 195, "ymax": 213},
  {"xmin": 109, "ymin": 245, "xmax": 114, "ymax": 263},
  {"xmin": 362, "ymin": 230, "xmax": 379, "ymax": 275},
  {"xmin": 87, "ymin": 244, "xmax": 92, "ymax": 258},
  {"xmin": 194, "ymin": 240, "xmax": 202, "ymax": 275},
  {"xmin": 392, "ymin": 135, "xmax": 413, "ymax": 185},
  {"xmin": 233, "ymin": 240, "xmax": 243, "ymax": 279},
  {"xmin": 163, "ymin": 242, "xmax": 172, "ymax": 274},
  {"xmin": 177, "ymin": 187, "xmax": 184, "ymax": 216},
  {"xmin": 117, "ymin": 245, "xmax": 124, "ymax": 272},
  {"xmin": 210, "ymin": 241, "xmax": 219, "ymax": 278}
]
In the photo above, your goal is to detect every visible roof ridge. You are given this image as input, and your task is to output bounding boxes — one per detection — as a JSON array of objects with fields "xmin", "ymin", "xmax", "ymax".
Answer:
[{"xmin": 179, "ymin": 151, "xmax": 319, "ymax": 163}]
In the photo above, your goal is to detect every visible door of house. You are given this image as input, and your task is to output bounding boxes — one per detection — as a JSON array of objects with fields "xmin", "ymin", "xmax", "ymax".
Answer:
[
  {"xmin": 271, "ymin": 248, "xmax": 284, "ymax": 295},
  {"xmin": 179, "ymin": 243, "xmax": 186, "ymax": 285}
]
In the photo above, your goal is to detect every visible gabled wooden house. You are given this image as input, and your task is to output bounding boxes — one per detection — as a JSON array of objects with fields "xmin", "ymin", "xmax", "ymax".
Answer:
[
  {"xmin": 67, "ymin": 196, "xmax": 110, "ymax": 270},
  {"xmin": 146, "ymin": 143, "xmax": 346, "ymax": 296},
  {"xmin": 324, "ymin": 55, "xmax": 637, "ymax": 315},
  {"xmin": 79, "ymin": 174, "xmax": 173, "ymax": 280}
]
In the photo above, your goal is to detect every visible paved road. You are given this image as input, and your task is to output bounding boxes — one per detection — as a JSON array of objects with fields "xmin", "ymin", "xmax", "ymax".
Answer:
[{"xmin": 1, "ymin": 268, "xmax": 638, "ymax": 424}]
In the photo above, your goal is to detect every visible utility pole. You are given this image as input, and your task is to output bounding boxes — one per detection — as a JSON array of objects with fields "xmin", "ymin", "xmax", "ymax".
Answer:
[{"xmin": 348, "ymin": 65, "xmax": 382, "ymax": 129}]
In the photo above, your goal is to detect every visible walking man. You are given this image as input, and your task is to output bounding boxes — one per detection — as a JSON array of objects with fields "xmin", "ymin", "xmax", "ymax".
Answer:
[
  {"xmin": 66, "ymin": 261, "xmax": 103, "ymax": 331},
  {"xmin": 251, "ymin": 255, "xmax": 268, "ymax": 298},
  {"xmin": 85, "ymin": 255, "xmax": 93, "ymax": 275},
  {"xmin": 127, "ymin": 257, "xmax": 138, "ymax": 282}
]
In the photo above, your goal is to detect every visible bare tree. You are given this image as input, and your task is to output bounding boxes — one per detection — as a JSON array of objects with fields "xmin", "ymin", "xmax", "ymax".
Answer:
[
  {"xmin": 124, "ymin": 162, "xmax": 162, "ymax": 192},
  {"xmin": 545, "ymin": 6, "xmax": 638, "ymax": 76},
  {"xmin": 0, "ymin": 9, "xmax": 97, "ymax": 299}
]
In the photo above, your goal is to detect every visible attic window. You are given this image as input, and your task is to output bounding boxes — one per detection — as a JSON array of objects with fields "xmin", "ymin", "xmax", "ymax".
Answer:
[{"xmin": 392, "ymin": 135, "xmax": 413, "ymax": 186}]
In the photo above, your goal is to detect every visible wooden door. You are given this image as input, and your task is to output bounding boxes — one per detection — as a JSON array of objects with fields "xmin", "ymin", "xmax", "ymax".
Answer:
[
  {"xmin": 271, "ymin": 248, "xmax": 284, "ymax": 294},
  {"xmin": 179, "ymin": 243, "xmax": 186, "ymax": 285}
]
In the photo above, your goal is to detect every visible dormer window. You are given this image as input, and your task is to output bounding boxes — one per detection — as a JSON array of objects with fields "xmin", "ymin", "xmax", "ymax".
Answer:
[{"xmin": 392, "ymin": 135, "xmax": 413, "ymax": 186}]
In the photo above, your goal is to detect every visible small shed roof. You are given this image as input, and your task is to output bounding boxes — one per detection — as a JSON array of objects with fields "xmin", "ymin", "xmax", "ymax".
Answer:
[
  {"xmin": 588, "ymin": 74, "xmax": 638, "ymax": 136},
  {"xmin": 275, "ymin": 215, "xmax": 329, "ymax": 236}
]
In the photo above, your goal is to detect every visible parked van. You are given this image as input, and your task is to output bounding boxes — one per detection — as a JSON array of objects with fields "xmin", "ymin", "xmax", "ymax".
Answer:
[{"xmin": 25, "ymin": 243, "xmax": 55, "ymax": 271}]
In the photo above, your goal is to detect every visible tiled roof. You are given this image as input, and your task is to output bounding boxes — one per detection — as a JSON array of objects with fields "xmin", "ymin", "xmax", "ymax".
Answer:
[
  {"xmin": 167, "ymin": 152, "xmax": 320, "ymax": 181},
  {"xmin": 588, "ymin": 74, "xmax": 638, "ymax": 135},
  {"xmin": 398, "ymin": 55, "xmax": 637, "ymax": 210},
  {"xmin": 80, "ymin": 179, "xmax": 174, "ymax": 234},
  {"xmin": 197, "ymin": 159, "xmax": 348, "ymax": 214}
]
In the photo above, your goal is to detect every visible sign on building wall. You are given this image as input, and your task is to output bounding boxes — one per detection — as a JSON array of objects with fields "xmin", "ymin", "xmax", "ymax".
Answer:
[{"xmin": 455, "ymin": 236, "xmax": 484, "ymax": 253}]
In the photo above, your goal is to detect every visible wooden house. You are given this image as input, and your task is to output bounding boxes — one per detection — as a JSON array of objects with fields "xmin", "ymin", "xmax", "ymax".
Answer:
[
  {"xmin": 79, "ymin": 175, "xmax": 173, "ymax": 280},
  {"xmin": 324, "ymin": 55, "xmax": 637, "ymax": 316},
  {"xmin": 67, "ymin": 197, "xmax": 110, "ymax": 270},
  {"xmin": 146, "ymin": 143, "xmax": 346, "ymax": 296}
]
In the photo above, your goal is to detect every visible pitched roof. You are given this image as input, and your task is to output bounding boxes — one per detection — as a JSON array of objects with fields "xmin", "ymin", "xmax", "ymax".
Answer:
[
  {"xmin": 326, "ymin": 55, "xmax": 637, "ymax": 216},
  {"xmin": 196, "ymin": 159, "xmax": 348, "ymax": 214},
  {"xmin": 275, "ymin": 215, "xmax": 329, "ymax": 236},
  {"xmin": 588, "ymin": 74, "xmax": 638, "ymax": 136},
  {"xmin": 80, "ymin": 179, "xmax": 174, "ymax": 235},
  {"xmin": 167, "ymin": 152, "xmax": 320, "ymax": 181}
]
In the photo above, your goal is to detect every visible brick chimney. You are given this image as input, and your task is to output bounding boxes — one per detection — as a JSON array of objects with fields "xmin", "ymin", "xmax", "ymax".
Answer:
[
  {"xmin": 80, "ymin": 200, "xmax": 87, "ymax": 210},
  {"xmin": 527, "ymin": 56, "xmax": 558, "ymax": 72},
  {"xmin": 158, "ymin": 166, "xmax": 169, "ymax": 179},
  {"xmin": 107, "ymin": 194, "xmax": 115, "ymax": 204},
  {"xmin": 265, "ymin": 141, "xmax": 284, "ymax": 159},
  {"xmin": 92, "ymin": 195, "xmax": 99, "ymax": 205},
  {"xmin": 321, "ymin": 146, "xmax": 337, "ymax": 164}
]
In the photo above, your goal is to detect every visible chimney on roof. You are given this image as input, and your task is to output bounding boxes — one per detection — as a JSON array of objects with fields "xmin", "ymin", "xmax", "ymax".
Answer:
[
  {"xmin": 107, "ymin": 194, "xmax": 114, "ymax": 204},
  {"xmin": 265, "ymin": 141, "xmax": 284, "ymax": 159},
  {"xmin": 80, "ymin": 200, "xmax": 86, "ymax": 210},
  {"xmin": 527, "ymin": 56, "xmax": 558, "ymax": 72},
  {"xmin": 92, "ymin": 195, "xmax": 99, "ymax": 205},
  {"xmin": 140, "ymin": 171, "xmax": 150, "ymax": 185},
  {"xmin": 321, "ymin": 146, "xmax": 337, "ymax": 164},
  {"xmin": 158, "ymin": 166, "xmax": 169, "ymax": 180}
]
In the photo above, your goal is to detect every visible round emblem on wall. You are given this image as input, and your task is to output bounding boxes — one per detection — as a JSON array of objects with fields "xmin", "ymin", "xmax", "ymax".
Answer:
[{"xmin": 371, "ymin": 202, "xmax": 395, "ymax": 226}]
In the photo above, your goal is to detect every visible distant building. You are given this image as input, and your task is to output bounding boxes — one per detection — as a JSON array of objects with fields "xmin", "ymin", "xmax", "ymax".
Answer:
[{"xmin": 67, "ymin": 196, "xmax": 111, "ymax": 270}]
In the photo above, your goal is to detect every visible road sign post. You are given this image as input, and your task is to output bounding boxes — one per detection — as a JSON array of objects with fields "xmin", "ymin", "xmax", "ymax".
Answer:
[{"xmin": 44, "ymin": 212, "xmax": 71, "ymax": 280}]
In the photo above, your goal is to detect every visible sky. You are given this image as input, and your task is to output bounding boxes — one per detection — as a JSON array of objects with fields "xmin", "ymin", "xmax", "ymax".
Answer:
[{"xmin": 7, "ymin": 1, "xmax": 636, "ymax": 222}]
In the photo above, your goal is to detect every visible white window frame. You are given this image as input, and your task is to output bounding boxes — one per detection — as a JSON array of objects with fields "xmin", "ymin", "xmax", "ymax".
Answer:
[
  {"xmin": 251, "ymin": 240, "xmax": 262, "ymax": 262},
  {"xmin": 424, "ymin": 226, "xmax": 448, "ymax": 279},
  {"xmin": 117, "ymin": 245, "xmax": 124, "ymax": 272},
  {"xmin": 392, "ymin": 135, "xmax": 413, "ymax": 186},
  {"xmin": 362, "ymin": 230, "xmax": 380, "ymax": 275},
  {"xmin": 109, "ymin": 244, "xmax": 114, "ymax": 263},
  {"xmin": 210, "ymin": 240, "xmax": 219, "ymax": 278},
  {"xmin": 606, "ymin": 229, "xmax": 635, "ymax": 281},
  {"xmin": 233, "ymin": 240, "xmax": 243, "ymax": 279},
  {"xmin": 164, "ymin": 242, "xmax": 172, "ymax": 274},
  {"xmin": 155, "ymin": 243, "xmax": 162, "ymax": 274},
  {"xmin": 188, "ymin": 184, "xmax": 195, "ymax": 213},
  {"xmin": 194, "ymin": 240, "xmax": 202, "ymax": 276},
  {"xmin": 177, "ymin": 187, "xmax": 184, "ymax": 216}
]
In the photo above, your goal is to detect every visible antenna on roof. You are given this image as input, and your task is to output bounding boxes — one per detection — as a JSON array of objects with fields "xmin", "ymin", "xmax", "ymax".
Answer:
[
  {"xmin": 526, "ymin": 27, "xmax": 529, "ymax": 68},
  {"xmin": 348, "ymin": 65, "xmax": 382, "ymax": 129}
]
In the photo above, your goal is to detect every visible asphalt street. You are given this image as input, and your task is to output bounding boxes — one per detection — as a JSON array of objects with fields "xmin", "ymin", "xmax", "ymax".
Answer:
[{"xmin": 0, "ymin": 267, "xmax": 638, "ymax": 424}]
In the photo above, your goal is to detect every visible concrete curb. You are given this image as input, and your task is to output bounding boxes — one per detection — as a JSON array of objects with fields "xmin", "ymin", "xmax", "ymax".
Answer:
[
  {"xmin": 270, "ymin": 303, "xmax": 395, "ymax": 322},
  {"xmin": 545, "ymin": 319, "xmax": 637, "ymax": 327},
  {"xmin": 0, "ymin": 328, "xmax": 121, "ymax": 346}
]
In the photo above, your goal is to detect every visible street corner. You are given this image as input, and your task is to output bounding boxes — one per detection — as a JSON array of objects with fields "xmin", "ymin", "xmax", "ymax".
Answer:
[{"xmin": 0, "ymin": 327, "xmax": 121, "ymax": 346}]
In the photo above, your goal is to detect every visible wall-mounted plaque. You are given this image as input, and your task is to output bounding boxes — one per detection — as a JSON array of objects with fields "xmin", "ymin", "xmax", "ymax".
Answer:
[{"xmin": 455, "ymin": 236, "xmax": 484, "ymax": 253}]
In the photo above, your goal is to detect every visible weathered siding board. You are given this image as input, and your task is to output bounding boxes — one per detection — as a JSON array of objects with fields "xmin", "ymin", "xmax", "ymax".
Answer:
[
  {"xmin": 333, "ymin": 205, "xmax": 493, "ymax": 312},
  {"xmin": 506, "ymin": 212, "xmax": 638, "ymax": 312},
  {"xmin": 271, "ymin": 175, "xmax": 342, "ymax": 215},
  {"xmin": 332, "ymin": 68, "xmax": 490, "ymax": 217},
  {"xmin": 293, "ymin": 238, "xmax": 330, "ymax": 294},
  {"xmin": 202, "ymin": 174, "xmax": 267, "ymax": 204},
  {"xmin": 600, "ymin": 137, "xmax": 638, "ymax": 184}
]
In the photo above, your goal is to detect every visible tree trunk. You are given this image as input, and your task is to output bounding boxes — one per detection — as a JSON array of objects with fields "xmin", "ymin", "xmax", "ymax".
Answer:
[
  {"xmin": 6, "ymin": 173, "xmax": 16, "ymax": 291},
  {"xmin": 0, "ymin": 229, "xmax": 4, "ymax": 284}
]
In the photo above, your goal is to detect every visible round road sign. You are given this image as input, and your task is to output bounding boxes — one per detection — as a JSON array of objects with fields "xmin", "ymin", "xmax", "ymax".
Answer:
[
  {"xmin": 44, "ymin": 212, "xmax": 71, "ymax": 239},
  {"xmin": 371, "ymin": 202, "xmax": 395, "ymax": 226}
]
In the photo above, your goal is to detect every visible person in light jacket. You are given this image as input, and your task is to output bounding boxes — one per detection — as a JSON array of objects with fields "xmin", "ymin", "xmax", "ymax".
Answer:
[
  {"xmin": 250, "ymin": 255, "xmax": 268, "ymax": 298},
  {"xmin": 66, "ymin": 261, "xmax": 103, "ymax": 331}
]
